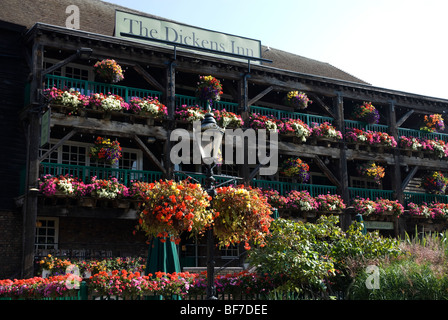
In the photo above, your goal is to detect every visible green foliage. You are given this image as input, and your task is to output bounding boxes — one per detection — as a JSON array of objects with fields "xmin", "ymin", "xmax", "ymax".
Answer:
[
  {"xmin": 348, "ymin": 260, "xmax": 448, "ymax": 300},
  {"xmin": 247, "ymin": 216, "xmax": 401, "ymax": 295}
]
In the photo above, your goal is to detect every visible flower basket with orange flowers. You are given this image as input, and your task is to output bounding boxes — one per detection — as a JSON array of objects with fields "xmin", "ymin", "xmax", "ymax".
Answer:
[
  {"xmin": 212, "ymin": 185, "xmax": 273, "ymax": 249},
  {"xmin": 357, "ymin": 161, "xmax": 385, "ymax": 185},
  {"xmin": 93, "ymin": 59, "xmax": 124, "ymax": 83},
  {"xmin": 421, "ymin": 114, "xmax": 445, "ymax": 132},
  {"xmin": 280, "ymin": 157, "xmax": 310, "ymax": 182},
  {"xmin": 136, "ymin": 179, "xmax": 214, "ymax": 244}
]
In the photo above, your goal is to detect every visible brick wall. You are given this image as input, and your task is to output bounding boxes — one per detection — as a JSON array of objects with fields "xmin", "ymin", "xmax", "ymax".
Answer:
[
  {"xmin": 0, "ymin": 210, "xmax": 23, "ymax": 279},
  {"xmin": 57, "ymin": 217, "xmax": 148, "ymax": 258}
]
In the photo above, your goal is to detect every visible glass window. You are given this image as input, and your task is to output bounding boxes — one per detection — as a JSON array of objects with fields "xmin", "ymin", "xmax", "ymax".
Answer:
[{"xmin": 35, "ymin": 218, "xmax": 59, "ymax": 250}]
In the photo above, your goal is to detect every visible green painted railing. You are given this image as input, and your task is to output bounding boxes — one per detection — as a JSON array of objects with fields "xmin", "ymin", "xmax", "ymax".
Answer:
[
  {"xmin": 404, "ymin": 192, "xmax": 448, "ymax": 205},
  {"xmin": 398, "ymin": 127, "xmax": 448, "ymax": 142},
  {"xmin": 40, "ymin": 162, "xmax": 163, "ymax": 186},
  {"xmin": 175, "ymin": 94, "xmax": 239, "ymax": 113},
  {"xmin": 344, "ymin": 120, "xmax": 389, "ymax": 133},
  {"xmin": 252, "ymin": 180, "xmax": 337, "ymax": 196},
  {"xmin": 250, "ymin": 105, "xmax": 334, "ymax": 126},
  {"xmin": 348, "ymin": 187, "xmax": 395, "ymax": 200},
  {"xmin": 174, "ymin": 171, "xmax": 239, "ymax": 186},
  {"xmin": 45, "ymin": 75, "xmax": 162, "ymax": 101}
]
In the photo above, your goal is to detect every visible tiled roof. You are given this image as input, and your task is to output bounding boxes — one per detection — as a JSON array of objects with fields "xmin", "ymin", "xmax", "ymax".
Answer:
[{"xmin": 0, "ymin": 0, "xmax": 368, "ymax": 84}]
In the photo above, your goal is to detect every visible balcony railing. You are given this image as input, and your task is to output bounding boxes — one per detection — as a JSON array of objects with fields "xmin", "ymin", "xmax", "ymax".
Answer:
[
  {"xmin": 348, "ymin": 187, "xmax": 395, "ymax": 200},
  {"xmin": 45, "ymin": 75, "xmax": 162, "ymax": 101},
  {"xmin": 403, "ymin": 192, "xmax": 448, "ymax": 205},
  {"xmin": 175, "ymin": 94, "xmax": 239, "ymax": 113},
  {"xmin": 40, "ymin": 162, "xmax": 163, "ymax": 186},
  {"xmin": 398, "ymin": 127, "xmax": 448, "ymax": 142},
  {"xmin": 344, "ymin": 120, "xmax": 389, "ymax": 133},
  {"xmin": 251, "ymin": 180, "xmax": 337, "ymax": 196},
  {"xmin": 250, "ymin": 105, "xmax": 334, "ymax": 126}
]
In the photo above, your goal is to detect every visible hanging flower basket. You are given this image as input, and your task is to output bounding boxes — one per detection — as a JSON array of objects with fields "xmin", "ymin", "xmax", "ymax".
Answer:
[
  {"xmin": 196, "ymin": 75, "xmax": 223, "ymax": 104},
  {"xmin": 285, "ymin": 91, "xmax": 311, "ymax": 109},
  {"xmin": 212, "ymin": 185, "xmax": 273, "ymax": 249},
  {"xmin": 89, "ymin": 137, "xmax": 122, "ymax": 165},
  {"xmin": 420, "ymin": 114, "xmax": 445, "ymax": 133},
  {"xmin": 356, "ymin": 161, "xmax": 385, "ymax": 185},
  {"xmin": 136, "ymin": 179, "xmax": 214, "ymax": 244},
  {"xmin": 352, "ymin": 102, "xmax": 380, "ymax": 124},
  {"xmin": 421, "ymin": 171, "xmax": 448, "ymax": 194},
  {"xmin": 280, "ymin": 157, "xmax": 310, "ymax": 182},
  {"xmin": 93, "ymin": 59, "xmax": 124, "ymax": 83}
]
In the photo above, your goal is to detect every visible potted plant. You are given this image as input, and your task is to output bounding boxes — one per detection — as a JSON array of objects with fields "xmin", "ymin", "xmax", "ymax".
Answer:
[
  {"xmin": 89, "ymin": 137, "xmax": 122, "ymax": 165},
  {"xmin": 421, "ymin": 171, "xmax": 448, "ymax": 194},
  {"xmin": 285, "ymin": 91, "xmax": 311, "ymax": 109},
  {"xmin": 249, "ymin": 113, "xmax": 279, "ymax": 132},
  {"xmin": 43, "ymin": 87, "xmax": 89, "ymax": 115},
  {"xmin": 196, "ymin": 75, "xmax": 223, "ymax": 104},
  {"xmin": 352, "ymin": 101, "xmax": 380, "ymax": 124},
  {"xmin": 309, "ymin": 122, "xmax": 342, "ymax": 146},
  {"xmin": 280, "ymin": 157, "xmax": 310, "ymax": 182},
  {"xmin": 174, "ymin": 104, "xmax": 206, "ymax": 126},
  {"xmin": 286, "ymin": 190, "xmax": 318, "ymax": 213},
  {"xmin": 136, "ymin": 179, "xmax": 214, "ymax": 244},
  {"xmin": 356, "ymin": 161, "xmax": 385, "ymax": 185},
  {"xmin": 128, "ymin": 96, "xmax": 167, "ymax": 124},
  {"xmin": 314, "ymin": 193, "xmax": 346, "ymax": 213},
  {"xmin": 278, "ymin": 118, "xmax": 311, "ymax": 143},
  {"xmin": 212, "ymin": 109, "xmax": 244, "ymax": 128},
  {"xmin": 93, "ymin": 59, "xmax": 125, "ymax": 83},
  {"xmin": 420, "ymin": 114, "xmax": 445, "ymax": 132},
  {"xmin": 212, "ymin": 185, "xmax": 273, "ymax": 249}
]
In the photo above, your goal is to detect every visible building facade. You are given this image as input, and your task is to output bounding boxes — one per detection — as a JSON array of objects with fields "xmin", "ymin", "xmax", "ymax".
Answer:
[{"xmin": 1, "ymin": 0, "xmax": 448, "ymax": 279}]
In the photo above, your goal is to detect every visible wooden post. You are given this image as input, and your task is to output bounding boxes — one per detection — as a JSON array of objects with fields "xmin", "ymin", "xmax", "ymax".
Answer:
[
  {"xmin": 22, "ymin": 43, "xmax": 44, "ymax": 278},
  {"xmin": 334, "ymin": 92, "xmax": 350, "ymax": 230},
  {"xmin": 388, "ymin": 101, "xmax": 403, "ymax": 205},
  {"xmin": 163, "ymin": 60, "xmax": 176, "ymax": 179}
]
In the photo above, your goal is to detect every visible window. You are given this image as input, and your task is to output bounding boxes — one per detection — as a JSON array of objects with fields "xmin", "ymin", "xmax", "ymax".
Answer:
[
  {"xmin": 35, "ymin": 217, "xmax": 59, "ymax": 250},
  {"xmin": 220, "ymin": 244, "xmax": 239, "ymax": 259},
  {"xmin": 40, "ymin": 139, "xmax": 142, "ymax": 169},
  {"xmin": 350, "ymin": 177, "xmax": 382, "ymax": 189},
  {"xmin": 44, "ymin": 58, "xmax": 93, "ymax": 81}
]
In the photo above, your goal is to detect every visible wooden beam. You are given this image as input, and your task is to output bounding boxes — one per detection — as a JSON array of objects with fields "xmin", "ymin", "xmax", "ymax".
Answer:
[
  {"xmin": 396, "ymin": 110, "xmax": 414, "ymax": 127},
  {"xmin": 50, "ymin": 113, "xmax": 168, "ymax": 140},
  {"xmin": 247, "ymin": 86, "xmax": 273, "ymax": 107},
  {"xmin": 133, "ymin": 64, "xmax": 165, "ymax": 92},
  {"xmin": 401, "ymin": 165, "xmax": 419, "ymax": 192},
  {"xmin": 133, "ymin": 135, "xmax": 166, "ymax": 174},
  {"xmin": 38, "ymin": 129, "xmax": 77, "ymax": 162},
  {"xmin": 309, "ymin": 93, "xmax": 336, "ymax": 119},
  {"xmin": 314, "ymin": 155, "xmax": 341, "ymax": 189}
]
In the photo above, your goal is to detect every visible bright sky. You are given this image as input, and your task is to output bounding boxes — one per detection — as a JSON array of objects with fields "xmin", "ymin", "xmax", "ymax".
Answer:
[{"xmin": 105, "ymin": 0, "xmax": 448, "ymax": 99}]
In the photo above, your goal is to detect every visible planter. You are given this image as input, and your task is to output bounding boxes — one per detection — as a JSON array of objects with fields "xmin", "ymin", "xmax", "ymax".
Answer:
[
  {"xmin": 113, "ymin": 199, "xmax": 130, "ymax": 209},
  {"xmin": 78, "ymin": 197, "xmax": 97, "ymax": 207}
]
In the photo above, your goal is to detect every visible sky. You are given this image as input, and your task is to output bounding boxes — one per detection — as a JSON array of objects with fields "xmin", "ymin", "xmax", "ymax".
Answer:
[{"xmin": 104, "ymin": 0, "xmax": 448, "ymax": 99}]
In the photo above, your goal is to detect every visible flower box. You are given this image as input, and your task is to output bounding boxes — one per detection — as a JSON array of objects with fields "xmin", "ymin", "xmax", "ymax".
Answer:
[{"xmin": 78, "ymin": 197, "xmax": 97, "ymax": 207}]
